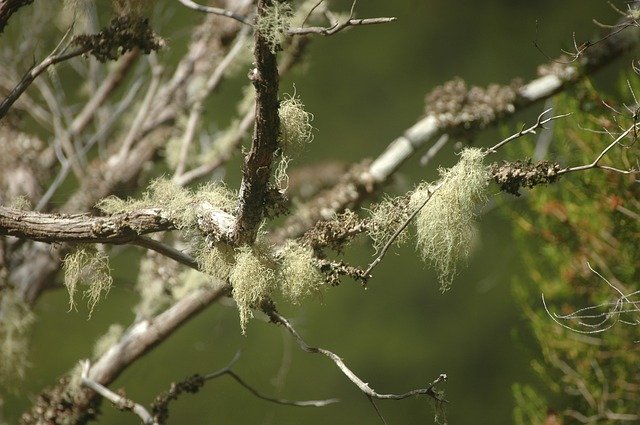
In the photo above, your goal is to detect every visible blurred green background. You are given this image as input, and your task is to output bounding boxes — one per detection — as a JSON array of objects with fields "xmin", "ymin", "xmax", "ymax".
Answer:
[{"xmin": 1, "ymin": 0, "xmax": 622, "ymax": 423}]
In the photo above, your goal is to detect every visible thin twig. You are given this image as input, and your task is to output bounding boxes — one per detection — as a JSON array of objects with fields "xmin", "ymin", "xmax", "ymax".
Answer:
[
  {"xmin": 558, "ymin": 122, "xmax": 640, "ymax": 175},
  {"xmin": 200, "ymin": 352, "xmax": 340, "ymax": 407},
  {"xmin": 287, "ymin": 17, "xmax": 397, "ymax": 36},
  {"xmin": 487, "ymin": 108, "xmax": 571, "ymax": 152},
  {"xmin": 268, "ymin": 310, "xmax": 448, "ymax": 403},
  {"xmin": 80, "ymin": 360, "xmax": 157, "ymax": 425},
  {"xmin": 0, "ymin": 34, "xmax": 87, "ymax": 119},
  {"xmin": 363, "ymin": 182, "xmax": 442, "ymax": 280},
  {"xmin": 175, "ymin": 0, "xmax": 253, "ymax": 25}
]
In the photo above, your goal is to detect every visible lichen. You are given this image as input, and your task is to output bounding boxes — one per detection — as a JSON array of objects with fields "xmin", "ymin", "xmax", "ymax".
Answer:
[
  {"xmin": 411, "ymin": 148, "xmax": 490, "ymax": 291},
  {"xmin": 255, "ymin": 1, "xmax": 292, "ymax": 53},
  {"xmin": 278, "ymin": 241, "xmax": 324, "ymax": 304},
  {"xmin": 278, "ymin": 93, "xmax": 313, "ymax": 154},
  {"xmin": 425, "ymin": 78, "xmax": 521, "ymax": 130},
  {"xmin": 0, "ymin": 290, "xmax": 35, "ymax": 388},
  {"xmin": 368, "ymin": 195, "xmax": 412, "ymax": 253},
  {"xmin": 92, "ymin": 324, "xmax": 124, "ymax": 359},
  {"xmin": 63, "ymin": 247, "xmax": 113, "ymax": 318},
  {"xmin": 229, "ymin": 246, "xmax": 276, "ymax": 333},
  {"xmin": 96, "ymin": 178, "xmax": 236, "ymax": 228}
]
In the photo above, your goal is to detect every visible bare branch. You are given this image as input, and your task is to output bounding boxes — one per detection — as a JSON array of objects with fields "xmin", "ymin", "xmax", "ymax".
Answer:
[
  {"xmin": 0, "ymin": 40, "xmax": 88, "ymax": 120},
  {"xmin": 80, "ymin": 360, "xmax": 156, "ymax": 425},
  {"xmin": 233, "ymin": 0, "xmax": 281, "ymax": 245},
  {"xmin": 176, "ymin": 0, "xmax": 253, "ymax": 25},
  {"xmin": 486, "ymin": 108, "xmax": 571, "ymax": 152},
  {"xmin": 287, "ymin": 17, "xmax": 397, "ymax": 36},
  {"xmin": 267, "ymin": 310, "xmax": 448, "ymax": 403},
  {"xmin": 558, "ymin": 122, "xmax": 640, "ymax": 175}
]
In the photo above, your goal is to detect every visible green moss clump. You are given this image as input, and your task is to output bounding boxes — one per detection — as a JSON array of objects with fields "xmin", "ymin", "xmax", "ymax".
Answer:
[
  {"xmin": 279, "ymin": 241, "xmax": 324, "ymax": 304},
  {"xmin": 0, "ymin": 290, "xmax": 35, "ymax": 388},
  {"xmin": 411, "ymin": 148, "xmax": 490, "ymax": 291},
  {"xmin": 278, "ymin": 94, "xmax": 313, "ymax": 154},
  {"xmin": 255, "ymin": 1, "xmax": 292, "ymax": 53},
  {"xmin": 229, "ymin": 246, "xmax": 276, "ymax": 333},
  {"xmin": 63, "ymin": 247, "xmax": 113, "ymax": 318}
]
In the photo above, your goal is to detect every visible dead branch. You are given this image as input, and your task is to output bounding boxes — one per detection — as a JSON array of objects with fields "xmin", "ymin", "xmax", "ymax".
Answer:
[
  {"xmin": 233, "ymin": 0, "xmax": 282, "ymax": 245},
  {"xmin": 176, "ymin": 0, "xmax": 253, "ymax": 25},
  {"xmin": 80, "ymin": 360, "xmax": 156, "ymax": 425},
  {"xmin": 0, "ymin": 0, "xmax": 33, "ymax": 33},
  {"xmin": 267, "ymin": 309, "xmax": 448, "ymax": 404}
]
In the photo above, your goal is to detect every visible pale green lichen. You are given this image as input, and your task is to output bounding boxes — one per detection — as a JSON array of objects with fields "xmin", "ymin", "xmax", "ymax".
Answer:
[
  {"xmin": 229, "ymin": 246, "xmax": 276, "ymax": 333},
  {"xmin": 64, "ymin": 362, "xmax": 84, "ymax": 400},
  {"xmin": 411, "ymin": 148, "xmax": 490, "ymax": 291},
  {"xmin": 274, "ymin": 155, "xmax": 292, "ymax": 190},
  {"xmin": 9, "ymin": 195, "xmax": 31, "ymax": 210},
  {"xmin": 0, "ymin": 290, "xmax": 35, "ymax": 388},
  {"xmin": 255, "ymin": 1, "xmax": 292, "ymax": 53},
  {"xmin": 96, "ymin": 178, "xmax": 236, "ymax": 228},
  {"xmin": 278, "ymin": 241, "xmax": 324, "ymax": 304},
  {"xmin": 368, "ymin": 196, "xmax": 412, "ymax": 254},
  {"xmin": 133, "ymin": 253, "xmax": 173, "ymax": 319},
  {"xmin": 63, "ymin": 247, "xmax": 113, "ymax": 318},
  {"xmin": 196, "ymin": 243, "xmax": 236, "ymax": 283},
  {"xmin": 92, "ymin": 323, "xmax": 124, "ymax": 359},
  {"xmin": 278, "ymin": 94, "xmax": 313, "ymax": 154}
]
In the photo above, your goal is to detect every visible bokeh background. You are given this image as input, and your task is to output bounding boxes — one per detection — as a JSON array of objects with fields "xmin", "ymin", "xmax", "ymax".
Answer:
[{"xmin": 1, "ymin": 0, "xmax": 622, "ymax": 423}]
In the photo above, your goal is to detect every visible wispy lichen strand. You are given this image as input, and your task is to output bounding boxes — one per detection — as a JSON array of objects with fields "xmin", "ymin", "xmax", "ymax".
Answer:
[{"xmin": 411, "ymin": 148, "xmax": 490, "ymax": 291}]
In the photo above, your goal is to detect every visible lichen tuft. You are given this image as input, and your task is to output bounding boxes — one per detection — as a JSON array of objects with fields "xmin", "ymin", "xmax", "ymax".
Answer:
[
  {"xmin": 255, "ymin": 1, "xmax": 292, "ymax": 53},
  {"xmin": 411, "ymin": 148, "xmax": 490, "ymax": 291},
  {"xmin": 92, "ymin": 324, "xmax": 124, "ymax": 359},
  {"xmin": 0, "ymin": 290, "xmax": 35, "ymax": 388},
  {"xmin": 229, "ymin": 246, "xmax": 276, "ymax": 333},
  {"xmin": 63, "ymin": 247, "xmax": 113, "ymax": 318},
  {"xmin": 279, "ymin": 241, "xmax": 324, "ymax": 304},
  {"xmin": 278, "ymin": 94, "xmax": 313, "ymax": 154}
]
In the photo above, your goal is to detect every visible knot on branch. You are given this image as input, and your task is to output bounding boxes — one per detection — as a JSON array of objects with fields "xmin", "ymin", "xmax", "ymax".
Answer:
[
  {"xmin": 425, "ymin": 78, "xmax": 522, "ymax": 130},
  {"xmin": 73, "ymin": 16, "xmax": 164, "ymax": 62},
  {"xmin": 491, "ymin": 159, "xmax": 561, "ymax": 196}
]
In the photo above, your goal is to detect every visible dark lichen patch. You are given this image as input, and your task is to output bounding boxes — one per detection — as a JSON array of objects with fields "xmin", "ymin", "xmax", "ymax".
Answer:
[
  {"xmin": 425, "ymin": 78, "xmax": 522, "ymax": 130},
  {"xmin": 491, "ymin": 159, "xmax": 562, "ymax": 196},
  {"xmin": 73, "ymin": 16, "xmax": 164, "ymax": 62}
]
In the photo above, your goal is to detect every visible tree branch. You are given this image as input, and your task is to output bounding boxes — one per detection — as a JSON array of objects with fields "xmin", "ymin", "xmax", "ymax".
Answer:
[
  {"xmin": 233, "ymin": 0, "xmax": 281, "ymax": 245},
  {"xmin": 266, "ymin": 309, "xmax": 448, "ymax": 404},
  {"xmin": 0, "ymin": 0, "xmax": 33, "ymax": 34}
]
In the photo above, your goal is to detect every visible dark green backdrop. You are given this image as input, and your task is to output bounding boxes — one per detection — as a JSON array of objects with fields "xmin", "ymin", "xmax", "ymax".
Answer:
[{"xmin": 2, "ymin": 1, "xmax": 617, "ymax": 423}]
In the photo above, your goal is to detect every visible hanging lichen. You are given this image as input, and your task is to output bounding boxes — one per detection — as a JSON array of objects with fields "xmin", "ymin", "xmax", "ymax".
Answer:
[
  {"xmin": 63, "ymin": 247, "xmax": 113, "ymax": 318},
  {"xmin": 411, "ymin": 148, "xmax": 490, "ymax": 291}
]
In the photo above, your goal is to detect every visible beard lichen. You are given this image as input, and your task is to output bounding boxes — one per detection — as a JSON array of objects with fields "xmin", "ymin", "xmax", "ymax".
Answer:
[
  {"xmin": 255, "ymin": 0, "xmax": 292, "ymax": 53},
  {"xmin": 229, "ymin": 246, "xmax": 276, "ymax": 333},
  {"xmin": 63, "ymin": 247, "xmax": 113, "ymax": 318},
  {"xmin": 92, "ymin": 323, "xmax": 124, "ymax": 359},
  {"xmin": 368, "ymin": 195, "xmax": 412, "ymax": 253},
  {"xmin": 0, "ymin": 290, "xmax": 35, "ymax": 388},
  {"xmin": 278, "ymin": 93, "xmax": 313, "ymax": 155},
  {"xmin": 278, "ymin": 241, "xmax": 324, "ymax": 304},
  {"xmin": 411, "ymin": 148, "xmax": 490, "ymax": 291},
  {"xmin": 96, "ymin": 178, "xmax": 236, "ymax": 230}
]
